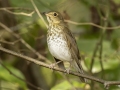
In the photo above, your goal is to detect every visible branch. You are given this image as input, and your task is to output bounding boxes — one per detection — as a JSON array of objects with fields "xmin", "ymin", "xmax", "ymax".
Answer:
[
  {"xmin": 0, "ymin": 39, "xmax": 20, "ymax": 45},
  {"xmin": 0, "ymin": 8, "xmax": 35, "ymax": 17},
  {"xmin": 0, "ymin": 22, "xmax": 51, "ymax": 63},
  {"xmin": 0, "ymin": 7, "xmax": 34, "ymax": 11},
  {"xmin": 98, "ymin": 12, "xmax": 109, "ymax": 78},
  {"xmin": 30, "ymin": 0, "xmax": 48, "ymax": 28},
  {"xmin": 90, "ymin": 4, "xmax": 109, "ymax": 76},
  {"xmin": 65, "ymin": 20, "xmax": 120, "ymax": 30},
  {"xmin": 0, "ymin": 46, "xmax": 120, "ymax": 89},
  {"xmin": 90, "ymin": 41, "xmax": 100, "ymax": 73}
]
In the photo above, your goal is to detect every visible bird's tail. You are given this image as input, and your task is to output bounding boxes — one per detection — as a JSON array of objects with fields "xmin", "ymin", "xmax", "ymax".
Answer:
[{"xmin": 72, "ymin": 60, "xmax": 87, "ymax": 83}]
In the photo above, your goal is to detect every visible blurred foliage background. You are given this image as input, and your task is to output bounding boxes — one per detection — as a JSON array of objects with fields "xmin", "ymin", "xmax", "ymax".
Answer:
[{"xmin": 0, "ymin": 0, "xmax": 120, "ymax": 90}]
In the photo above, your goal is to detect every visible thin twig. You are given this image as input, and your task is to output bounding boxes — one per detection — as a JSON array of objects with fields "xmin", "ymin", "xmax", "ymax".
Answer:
[
  {"xmin": 99, "ymin": 34, "xmax": 104, "ymax": 78},
  {"xmin": 90, "ymin": 41, "xmax": 100, "ymax": 73},
  {"xmin": 0, "ymin": 22, "xmax": 51, "ymax": 63},
  {"xmin": 0, "ymin": 7, "xmax": 34, "ymax": 11},
  {"xmin": 0, "ymin": 46, "xmax": 120, "ymax": 89},
  {"xmin": 0, "ymin": 39, "xmax": 20, "ymax": 45},
  {"xmin": 65, "ymin": 20, "xmax": 120, "ymax": 30},
  {"xmin": 89, "ymin": 4, "xmax": 109, "ymax": 74},
  {"xmin": 30, "ymin": 0, "xmax": 48, "ymax": 28},
  {"xmin": 98, "ymin": 19, "xmax": 108, "ymax": 78},
  {"xmin": 98, "ymin": 2, "xmax": 110, "ymax": 78},
  {"xmin": 0, "ymin": 8, "xmax": 35, "ymax": 17},
  {"xmin": 1, "ymin": 6, "xmax": 120, "ymax": 30}
]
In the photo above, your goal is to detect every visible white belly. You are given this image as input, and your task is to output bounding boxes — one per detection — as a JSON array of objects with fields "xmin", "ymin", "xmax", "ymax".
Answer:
[{"xmin": 47, "ymin": 36, "xmax": 72, "ymax": 62}]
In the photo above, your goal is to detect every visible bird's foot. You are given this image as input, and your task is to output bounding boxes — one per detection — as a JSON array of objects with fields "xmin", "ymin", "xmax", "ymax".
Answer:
[
  {"xmin": 65, "ymin": 68, "xmax": 70, "ymax": 74},
  {"xmin": 49, "ymin": 63, "xmax": 56, "ymax": 70},
  {"xmin": 49, "ymin": 61, "xmax": 62, "ymax": 69}
]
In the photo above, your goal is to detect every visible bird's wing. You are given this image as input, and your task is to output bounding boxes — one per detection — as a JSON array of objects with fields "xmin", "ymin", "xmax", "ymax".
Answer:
[
  {"xmin": 62, "ymin": 26, "xmax": 82, "ymax": 68},
  {"xmin": 63, "ymin": 27, "xmax": 87, "ymax": 82}
]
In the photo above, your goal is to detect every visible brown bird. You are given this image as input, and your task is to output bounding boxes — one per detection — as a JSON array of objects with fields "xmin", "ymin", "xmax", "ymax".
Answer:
[{"xmin": 44, "ymin": 11, "xmax": 86, "ymax": 82}]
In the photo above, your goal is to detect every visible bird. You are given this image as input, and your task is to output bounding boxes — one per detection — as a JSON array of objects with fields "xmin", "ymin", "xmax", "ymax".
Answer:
[{"xmin": 44, "ymin": 11, "xmax": 86, "ymax": 82}]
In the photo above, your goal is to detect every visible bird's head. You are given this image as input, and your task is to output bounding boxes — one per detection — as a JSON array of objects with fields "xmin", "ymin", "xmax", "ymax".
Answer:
[{"xmin": 44, "ymin": 11, "xmax": 64, "ymax": 24}]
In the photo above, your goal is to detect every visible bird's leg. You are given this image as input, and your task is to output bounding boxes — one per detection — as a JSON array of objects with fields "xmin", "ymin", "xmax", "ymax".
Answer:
[
  {"xmin": 65, "ymin": 68, "xmax": 71, "ymax": 74},
  {"xmin": 49, "ymin": 60, "xmax": 62, "ymax": 69},
  {"xmin": 65, "ymin": 62, "xmax": 72, "ymax": 74},
  {"xmin": 54, "ymin": 57, "xmax": 66, "ymax": 70}
]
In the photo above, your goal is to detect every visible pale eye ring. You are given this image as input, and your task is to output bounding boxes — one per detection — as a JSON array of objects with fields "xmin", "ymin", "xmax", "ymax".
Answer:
[{"xmin": 53, "ymin": 13, "xmax": 57, "ymax": 16}]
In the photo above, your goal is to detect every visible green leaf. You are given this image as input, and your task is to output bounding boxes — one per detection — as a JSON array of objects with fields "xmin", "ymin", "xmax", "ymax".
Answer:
[
  {"xmin": 0, "ymin": 64, "xmax": 27, "ymax": 89},
  {"xmin": 51, "ymin": 80, "xmax": 85, "ymax": 90},
  {"xmin": 77, "ymin": 39, "xmax": 119, "ymax": 73}
]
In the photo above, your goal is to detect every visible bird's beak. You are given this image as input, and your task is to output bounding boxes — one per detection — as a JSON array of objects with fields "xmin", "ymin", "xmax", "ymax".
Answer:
[
  {"xmin": 42, "ymin": 12, "xmax": 47, "ymax": 15},
  {"xmin": 42, "ymin": 12, "xmax": 51, "ymax": 17},
  {"xmin": 42, "ymin": 12, "xmax": 46, "ymax": 15}
]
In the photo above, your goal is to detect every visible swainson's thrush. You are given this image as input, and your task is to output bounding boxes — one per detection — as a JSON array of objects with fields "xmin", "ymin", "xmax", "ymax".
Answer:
[{"xmin": 44, "ymin": 11, "xmax": 86, "ymax": 82}]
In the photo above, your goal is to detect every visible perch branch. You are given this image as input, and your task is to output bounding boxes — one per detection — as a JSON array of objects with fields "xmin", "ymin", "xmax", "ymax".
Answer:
[{"xmin": 0, "ymin": 46, "xmax": 120, "ymax": 89}]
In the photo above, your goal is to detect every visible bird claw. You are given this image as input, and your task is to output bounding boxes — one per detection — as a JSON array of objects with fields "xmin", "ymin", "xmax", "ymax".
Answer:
[
  {"xmin": 104, "ymin": 82, "xmax": 110, "ymax": 89},
  {"xmin": 49, "ymin": 61, "xmax": 62, "ymax": 70},
  {"xmin": 65, "ymin": 68, "xmax": 70, "ymax": 74},
  {"xmin": 49, "ymin": 63, "xmax": 56, "ymax": 70}
]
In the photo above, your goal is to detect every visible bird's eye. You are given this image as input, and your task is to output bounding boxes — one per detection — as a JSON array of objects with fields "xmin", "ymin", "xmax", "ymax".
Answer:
[{"xmin": 53, "ymin": 13, "xmax": 57, "ymax": 16}]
